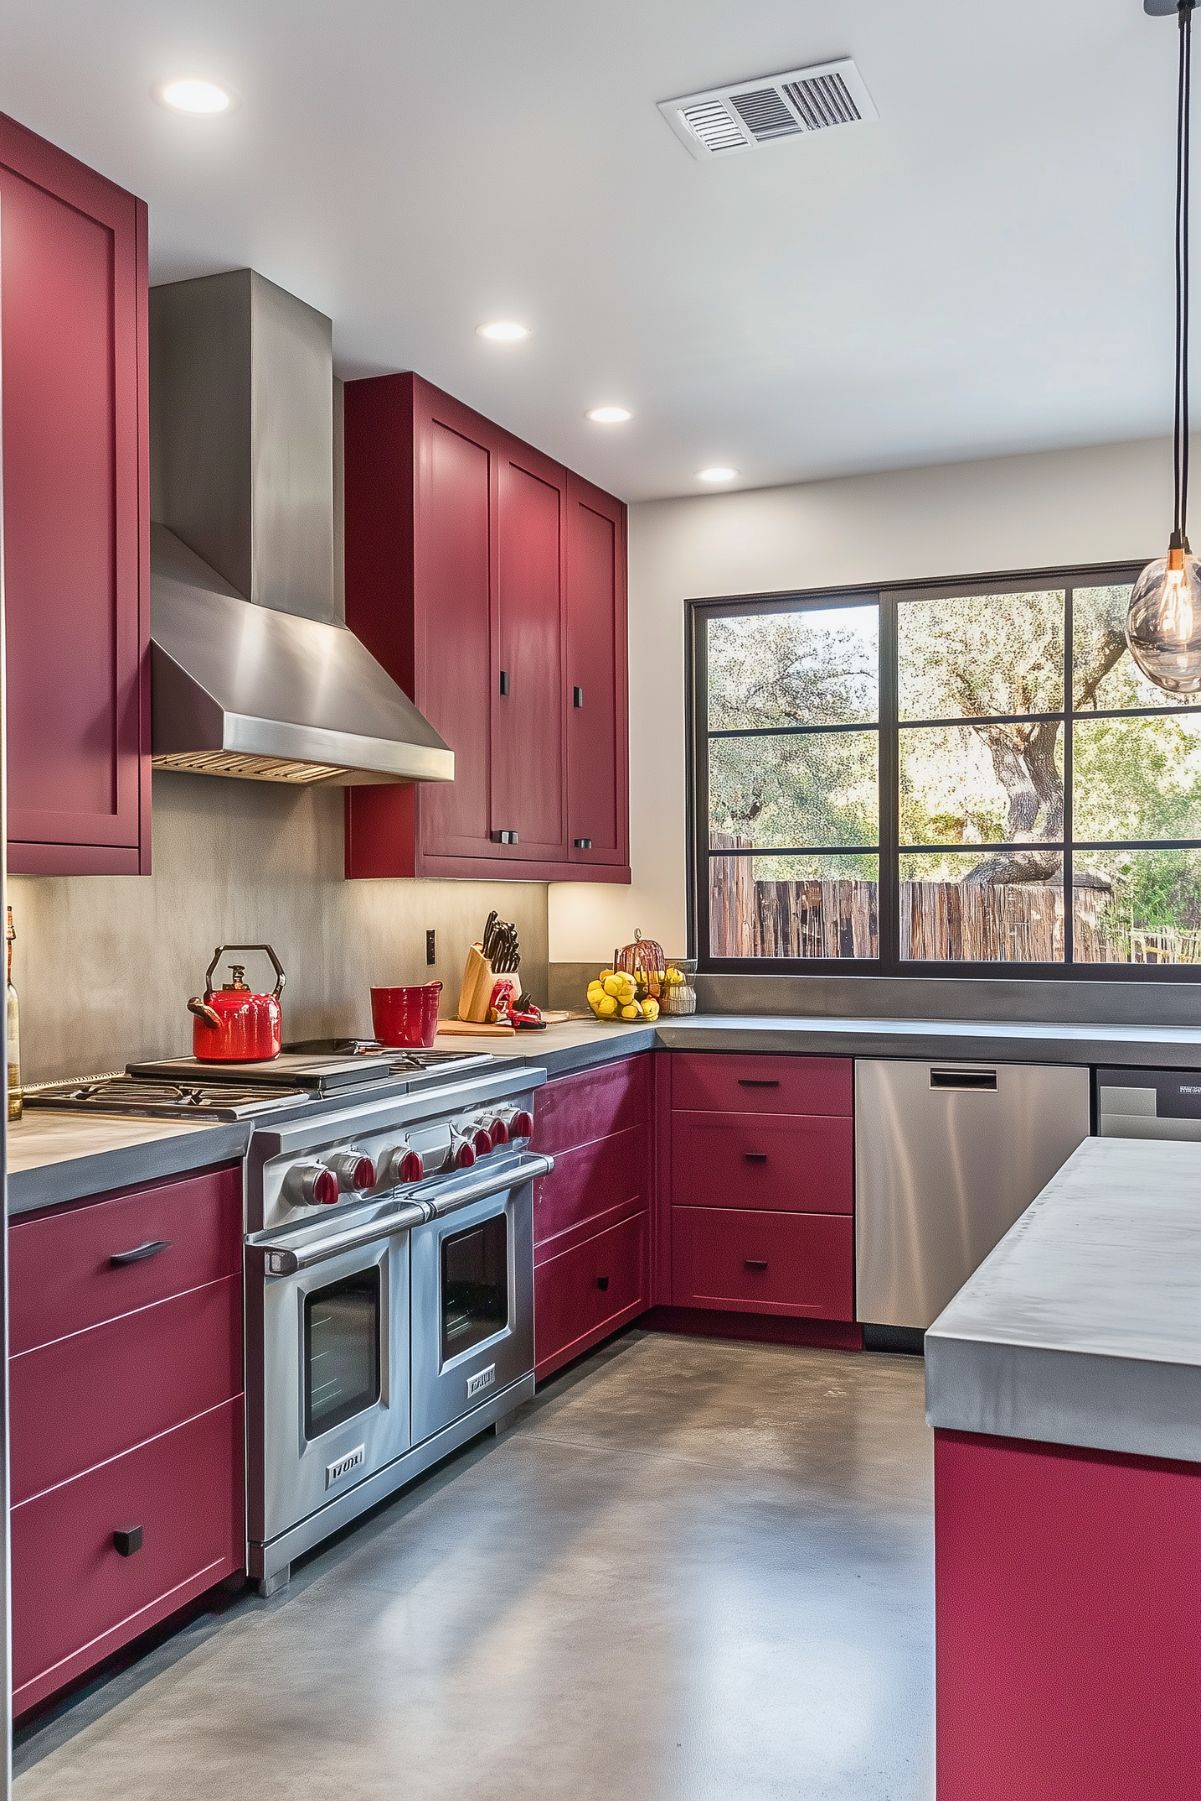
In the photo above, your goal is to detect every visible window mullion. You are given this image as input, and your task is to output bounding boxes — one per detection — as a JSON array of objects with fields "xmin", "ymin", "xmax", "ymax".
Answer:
[
  {"xmin": 1064, "ymin": 584, "xmax": 1075, "ymax": 967},
  {"xmin": 879, "ymin": 590, "xmax": 900, "ymax": 970}
]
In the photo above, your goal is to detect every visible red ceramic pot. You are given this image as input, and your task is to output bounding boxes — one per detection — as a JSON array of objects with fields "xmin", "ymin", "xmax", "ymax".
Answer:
[{"xmin": 370, "ymin": 980, "xmax": 443, "ymax": 1049}]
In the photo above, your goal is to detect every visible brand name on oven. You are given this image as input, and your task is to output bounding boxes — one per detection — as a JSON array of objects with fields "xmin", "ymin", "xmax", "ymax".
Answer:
[
  {"xmin": 326, "ymin": 1444, "xmax": 367, "ymax": 1488},
  {"xmin": 466, "ymin": 1364, "xmax": 497, "ymax": 1399}
]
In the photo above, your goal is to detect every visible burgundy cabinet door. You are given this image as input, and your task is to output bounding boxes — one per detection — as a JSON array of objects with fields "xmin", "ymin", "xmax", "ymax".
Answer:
[
  {"xmin": 565, "ymin": 473, "xmax": 628, "ymax": 870},
  {"xmin": 413, "ymin": 384, "xmax": 498, "ymax": 861},
  {"xmin": 0, "ymin": 114, "xmax": 149, "ymax": 875},
  {"xmin": 489, "ymin": 436, "xmax": 566, "ymax": 861}
]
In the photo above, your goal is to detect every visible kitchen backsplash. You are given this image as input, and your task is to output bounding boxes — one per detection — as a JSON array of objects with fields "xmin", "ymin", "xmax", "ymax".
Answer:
[{"xmin": 9, "ymin": 772, "xmax": 549, "ymax": 1083}]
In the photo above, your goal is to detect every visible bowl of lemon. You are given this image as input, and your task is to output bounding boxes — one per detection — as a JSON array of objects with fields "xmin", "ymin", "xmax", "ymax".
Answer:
[{"xmin": 586, "ymin": 968, "xmax": 660, "ymax": 1025}]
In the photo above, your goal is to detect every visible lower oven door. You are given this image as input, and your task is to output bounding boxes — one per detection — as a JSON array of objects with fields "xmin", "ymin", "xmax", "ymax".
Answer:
[
  {"xmin": 253, "ymin": 1231, "xmax": 411, "ymax": 1547},
  {"xmin": 410, "ymin": 1175, "xmax": 535, "ymax": 1445}
]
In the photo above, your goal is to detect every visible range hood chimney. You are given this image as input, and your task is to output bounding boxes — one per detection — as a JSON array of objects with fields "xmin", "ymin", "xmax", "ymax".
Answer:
[{"xmin": 149, "ymin": 269, "xmax": 453, "ymax": 786}]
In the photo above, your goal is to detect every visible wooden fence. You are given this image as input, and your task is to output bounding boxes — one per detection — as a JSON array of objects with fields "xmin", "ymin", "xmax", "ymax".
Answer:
[{"xmin": 708, "ymin": 837, "xmax": 1200, "ymax": 964}]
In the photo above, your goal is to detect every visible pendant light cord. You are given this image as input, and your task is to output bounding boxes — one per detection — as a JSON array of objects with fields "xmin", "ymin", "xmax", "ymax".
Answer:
[{"xmin": 1175, "ymin": 1, "xmax": 1195, "ymax": 545}]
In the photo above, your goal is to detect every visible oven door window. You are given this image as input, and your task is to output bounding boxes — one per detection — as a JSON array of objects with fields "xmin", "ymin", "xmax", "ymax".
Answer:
[
  {"xmin": 442, "ymin": 1214, "xmax": 509, "ymax": 1362},
  {"xmin": 303, "ymin": 1267, "xmax": 382, "ymax": 1439}
]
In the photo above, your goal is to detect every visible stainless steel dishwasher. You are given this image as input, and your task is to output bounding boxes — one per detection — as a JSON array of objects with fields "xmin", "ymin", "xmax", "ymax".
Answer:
[{"xmin": 855, "ymin": 1059, "xmax": 1090, "ymax": 1333}]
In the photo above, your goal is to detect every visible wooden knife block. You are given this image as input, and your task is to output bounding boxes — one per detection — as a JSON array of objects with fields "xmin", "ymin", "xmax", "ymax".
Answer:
[{"xmin": 457, "ymin": 945, "xmax": 494, "ymax": 1023}]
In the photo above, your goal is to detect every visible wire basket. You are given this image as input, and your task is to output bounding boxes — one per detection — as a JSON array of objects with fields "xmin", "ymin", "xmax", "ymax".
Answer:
[{"xmin": 660, "ymin": 956, "xmax": 698, "ymax": 1015}]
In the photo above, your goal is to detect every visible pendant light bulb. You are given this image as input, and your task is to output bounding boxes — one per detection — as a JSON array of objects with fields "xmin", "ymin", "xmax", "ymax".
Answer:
[{"xmin": 1127, "ymin": 537, "xmax": 1201, "ymax": 693}]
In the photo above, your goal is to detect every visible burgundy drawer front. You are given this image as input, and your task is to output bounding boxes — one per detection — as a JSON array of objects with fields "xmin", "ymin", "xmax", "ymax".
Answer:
[
  {"xmin": 671, "ymin": 1111, "xmax": 852, "ymax": 1215},
  {"xmin": 671, "ymin": 1207, "xmax": 853, "ymax": 1320},
  {"xmin": 9, "ymin": 1165, "xmax": 242, "ymax": 1355},
  {"xmin": 11, "ymin": 1396, "xmax": 244, "ymax": 1709},
  {"xmin": 535, "ymin": 1212, "xmax": 647, "ymax": 1376},
  {"xmin": 532, "ymin": 1054, "xmax": 649, "ymax": 1158},
  {"xmin": 10, "ymin": 1276, "xmax": 242, "ymax": 1505},
  {"xmin": 534, "ymin": 1127, "xmax": 646, "ymax": 1253},
  {"xmin": 670, "ymin": 1054, "xmax": 852, "ymax": 1118}
]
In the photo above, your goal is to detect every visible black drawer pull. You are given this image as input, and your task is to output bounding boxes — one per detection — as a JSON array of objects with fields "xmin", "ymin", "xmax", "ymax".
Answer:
[
  {"xmin": 573, "ymin": 685, "xmax": 584, "ymax": 708},
  {"xmin": 109, "ymin": 1240, "xmax": 171, "ymax": 1267},
  {"xmin": 743, "ymin": 1151, "xmax": 768, "ymax": 1163},
  {"xmin": 737, "ymin": 1078, "xmax": 780, "ymax": 1089},
  {"xmin": 113, "ymin": 1525, "xmax": 144, "ymax": 1557},
  {"xmin": 499, "ymin": 669, "xmax": 510, "ymax": 697},
  {"xmin": 573, "ymin": 837, "xmax": 593, "ymax": 851},
  {"xmin": 596, "ymin": 1275, "xmax": 610, "ymax": 1292},
  {"xmin": 744, "ymin": 1258, "xmax": 769, "ymax": 1272}
]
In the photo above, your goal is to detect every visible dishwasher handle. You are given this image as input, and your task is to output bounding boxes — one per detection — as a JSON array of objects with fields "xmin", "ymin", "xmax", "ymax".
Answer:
[{"xmin": 929, "ymin": 1067, "xmax": 998, "ymax": 1092}]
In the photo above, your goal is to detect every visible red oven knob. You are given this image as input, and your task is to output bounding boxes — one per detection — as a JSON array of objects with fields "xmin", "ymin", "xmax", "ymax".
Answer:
[
  {"xmin": 471, "ymin": 1126, "xmax": 494, "ymax": 1158},
  {"xmin": 489, "ymin": 1116, "xmax": 511, "ymax": 1147},
  {"xmin": 328, "ymin": 1151, "xmax": 377, "ymax": 1192},
  {"xmin": 509, "ymin": 1110, "xmax": 534, "ymax": 1140},
  {"xmin": 452, "ymin": 1139, "xmax": 477, "ymax": 1171},
  {"xmin": 385, "ymin": 1145, "xmax": 425, "ymax": 1185},
  {"xmin": 285, "ymin": 1162, "xmax": 340, "ymax": 1209}
]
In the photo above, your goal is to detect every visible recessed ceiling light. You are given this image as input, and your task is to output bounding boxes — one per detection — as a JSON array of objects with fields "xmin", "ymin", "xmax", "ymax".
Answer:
[
  {"xmin": 157, "ymin": 78, "xmax": 234, "ymax": 115},
  {"xmin": 587, "ymin": 405, "xmax": 632, "ymax": 424},
  {"xmin": 476, "ymin": 320, "xmax": 530, "ymax": 343},
  {"xmin": 697, "ymin": 466, "xmax": 738, "ymax": 484}
]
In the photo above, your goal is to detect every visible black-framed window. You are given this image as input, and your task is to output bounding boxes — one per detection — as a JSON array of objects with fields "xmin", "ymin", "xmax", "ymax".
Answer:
[{"xmin": 689, "ymin": 563, "xmax": 1201, "ymax": 977}]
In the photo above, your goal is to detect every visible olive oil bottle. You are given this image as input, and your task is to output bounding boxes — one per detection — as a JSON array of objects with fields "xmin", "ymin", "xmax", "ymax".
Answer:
[{"xmin": 7, "ymin": 905, "xmax": 21, "ymax": 1122}]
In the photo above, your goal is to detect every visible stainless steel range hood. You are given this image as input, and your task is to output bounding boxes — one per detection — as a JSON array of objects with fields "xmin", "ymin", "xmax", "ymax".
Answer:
[{"xmin": 150, "ymin": 269, "xmax": 453, "ymax": 787}]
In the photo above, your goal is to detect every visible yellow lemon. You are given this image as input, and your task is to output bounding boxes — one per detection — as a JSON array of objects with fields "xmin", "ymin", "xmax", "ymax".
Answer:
[
  {"xmin": 642, "ymin": 998, "xmax": 659, "ymax": 1021},
  {"xmin": 602, "ymin": 974, "xmax": 624, "ymax": 998},
  {"xmin": 620, "ymin": 1003, "xmax": 639, "ymax": 1020},
  {"xmin": 586, "ymin": 982, "xmax": 603, "ymax": 1001},
  {"xmin": 596, "ymin": 994, "xmax": 618, "ymax": 1017}
]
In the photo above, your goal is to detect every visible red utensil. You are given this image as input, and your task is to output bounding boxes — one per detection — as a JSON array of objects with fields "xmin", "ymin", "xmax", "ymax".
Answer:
[
  {"xmin": 370, "ymin": 980, "xmax": 443, "ymax": 1048},
  {"xmin": 188, "ymin": 944, "xmax": 286, "ymax": 1063}
]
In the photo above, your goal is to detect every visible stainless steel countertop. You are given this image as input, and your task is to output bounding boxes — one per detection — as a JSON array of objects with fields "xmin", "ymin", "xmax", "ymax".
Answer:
[{"xmin": 925, "ymin": 1136, "xmax": 1201, "ymax": 1462}]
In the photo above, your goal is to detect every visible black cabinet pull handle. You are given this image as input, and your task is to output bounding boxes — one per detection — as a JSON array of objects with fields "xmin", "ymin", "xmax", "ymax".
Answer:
[
  {"xmin": 499, "ymin": 670, "xmax": 510, "ymax": 696},
  {"xmin": 738, "ymin": 1078, "xmax": 780, "ymax": 1089},
  {"xmin": 573, "ymin": 685, "xmax": 584, "ymax": 708},
  {"xmin": 573, "ymin": 838, "xmax": 593, "ymax": 851},
  {"xmin": 491, "ymin": 830, "xmax": 519, "ymax": 846},
  {"xmin": 109, "ymin": 1240, "xmax": 171, "ymax": 1267},
  {"xmin": 113, "ymin": 1525, "xmax": 144, "ymax": 1557},
  {"xmin": 743, "ymin": 1151, "xmax": 768, "ymax": 1163},
  {"xmin": 596, "ymin": 1275, "xmax": 610, "ymax": 1292},
  {"xmin": 744, "ymin": 1259, "xmax": 769, "ymax": 1272}
]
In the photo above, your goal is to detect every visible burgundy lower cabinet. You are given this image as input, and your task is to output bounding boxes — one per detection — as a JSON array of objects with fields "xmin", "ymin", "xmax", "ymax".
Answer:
[
  {"xmin": 934, "ymin": 1429, "xmax": 1201, "ymax": 1801},
  {"xmin": 662, "ymin": 1052, "xmax": 856, "ymax": 1332},
  {"xmin": 8, "ymin": 1165, "xmax": 245, "ymax": 1716},
  {"xmin": 532, "ymin": 1055, "xmax": 652, "ymax": 1381},
  {"xmin": 671, "ymin": 1208, "xmax": 853, "ymax": 1319}
]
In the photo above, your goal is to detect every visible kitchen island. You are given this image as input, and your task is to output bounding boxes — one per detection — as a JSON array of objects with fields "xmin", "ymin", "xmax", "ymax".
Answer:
[{"xmin": 925, "ymin": 1137, "xmax": 1201, "ymax": 1801}]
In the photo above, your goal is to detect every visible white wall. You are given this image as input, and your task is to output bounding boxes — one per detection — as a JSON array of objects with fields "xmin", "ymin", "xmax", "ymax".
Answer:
[{"xmin": 548, "ymin": 434, "xmax": 1176, "ymax": 961}]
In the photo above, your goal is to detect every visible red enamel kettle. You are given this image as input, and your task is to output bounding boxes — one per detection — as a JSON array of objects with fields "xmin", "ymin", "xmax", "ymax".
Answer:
[{"xmin": 188, "ymin": 944, "xmax": 286, "ymax": 1063}]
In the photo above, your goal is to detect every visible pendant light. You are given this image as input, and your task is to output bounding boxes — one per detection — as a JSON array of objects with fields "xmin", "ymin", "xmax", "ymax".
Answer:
[{"xmin": 1128, "ymin": 0, "xmax": 1201, "ymax": 694}]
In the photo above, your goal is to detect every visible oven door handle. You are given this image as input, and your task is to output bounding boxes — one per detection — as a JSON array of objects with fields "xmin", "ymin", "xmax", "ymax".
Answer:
[
  {"xmin": 411, "ymin": 1152, "xmax": 554, "ymax": 1217},
  {"xmin": 252, "ymin": 1200, "xmax": 430, "ymax": 1275}
]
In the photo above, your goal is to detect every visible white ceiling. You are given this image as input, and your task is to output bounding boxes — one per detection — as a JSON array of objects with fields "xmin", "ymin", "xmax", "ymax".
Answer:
[{"xmin": 0, "ymin": 0, "xmax": 1182, "ymax": 500}]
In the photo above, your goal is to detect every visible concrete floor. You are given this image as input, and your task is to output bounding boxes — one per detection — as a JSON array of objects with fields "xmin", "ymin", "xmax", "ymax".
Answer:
[{"xmin": 14, "ymin": 1332, "xmax": 935, "ymax": 1801}]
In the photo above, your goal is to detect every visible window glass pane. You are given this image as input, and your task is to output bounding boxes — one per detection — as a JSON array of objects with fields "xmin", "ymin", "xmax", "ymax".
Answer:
[
  {"xmin": 898, "ymin": 589, "xmax": 1064, "ymax": 721},
  {"xmin": 1072, "ymin": 583, "xmax": 1191, "ymax": 711},
  {"xmin": 709, "ymin": 852, "xmax": 879, "ymax": 959},
  {"xmin": 900, "ymin": 723, "xmax": 1063, "ymax": 846},
  {"xmin": 709, "ymin": 731, "xmax": 878, "ymax": 851},
  {"xmin": 899, "ymin": 849, "xmax": 1064, "ymax": 962},
  {"xmin": 707, "ymin": 606, "xmax": 878, "ymax": 730},
  {"xmin": 1072, "ymin": 715, "xmax": 1201, "ymax": 842},
  {"xmin": 1073, "ymin": 849, "xmax": 1201, "ymax": 965}
]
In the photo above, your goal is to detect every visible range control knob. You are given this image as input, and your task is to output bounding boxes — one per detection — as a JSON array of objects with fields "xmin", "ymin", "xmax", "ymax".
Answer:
[
  {"xmin": 489, "ymin": 1116, "xmax": 511, "ymax": 1148},
  {"xmin": 382, "ymin": 1143, "xmax": 425, "ymax": 1186},
  {"xmin": 448, "ymin": 1129, "xmax": 478, "ymax": 1172},
  {"xmin": 284, "ymin": 1162, "xmax": 340, "ymax": 1209},
  {"xmin": 507, "ymin": 1109, "xmax": 534, "ymax": 1141},
  {"xmin": 327, "ymin": 1151, "xmax": 377, "ymax": 1193},
  {"xmin": 470, "ymin": 1125, "xmax": 494, "ymax": 1158}
]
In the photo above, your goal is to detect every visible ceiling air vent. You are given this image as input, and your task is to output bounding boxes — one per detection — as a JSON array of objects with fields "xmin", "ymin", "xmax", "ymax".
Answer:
[{"xmin": 659, "ymin": 58, "xmax": 878, "ymax": 162}]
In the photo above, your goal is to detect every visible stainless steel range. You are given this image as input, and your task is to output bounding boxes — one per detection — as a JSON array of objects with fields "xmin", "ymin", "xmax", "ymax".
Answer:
[{"xmin": 242, "ymin": 1059, "xmax": 550, "ymax": 1594}]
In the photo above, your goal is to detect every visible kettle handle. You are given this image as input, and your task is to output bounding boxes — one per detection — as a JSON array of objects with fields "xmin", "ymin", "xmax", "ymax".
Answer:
[{"xmin": 202, "ymin": 943, "xmax": 287, "ymax": 1001}]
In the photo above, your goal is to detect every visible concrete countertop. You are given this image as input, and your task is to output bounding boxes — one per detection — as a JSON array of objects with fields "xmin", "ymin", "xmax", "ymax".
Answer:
[
  {"xmin": 6, "ymin": 1110, "xmax": 252, "ymax": 1217},
  {"xmin": 925, "ymin": 1137, "xmax": 1201, "ymax": 1463}
]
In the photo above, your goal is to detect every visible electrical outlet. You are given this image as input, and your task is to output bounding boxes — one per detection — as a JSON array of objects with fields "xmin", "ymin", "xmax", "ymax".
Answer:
[{"xmin": 426, "ymin": 928, "xmax": 437, "ymax": 966}]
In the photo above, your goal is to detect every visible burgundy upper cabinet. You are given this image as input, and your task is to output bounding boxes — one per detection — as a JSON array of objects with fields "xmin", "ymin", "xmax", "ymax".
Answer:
[
  {"xmin": 566, "ymin": 474, "xmax": 629, "ymax": 869},
  {"xmin": 344, "ymin": 373, "xmax": 628, "ymax": 882},
  {"xmin": 0, "ymin": 114, "xmax": 150, "ymax": 875}
]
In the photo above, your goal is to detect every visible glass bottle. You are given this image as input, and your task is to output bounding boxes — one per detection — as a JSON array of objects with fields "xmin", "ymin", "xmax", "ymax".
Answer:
[{"xmin": 7, "ymin": 905, "xmax": 22, "ymax": 1122}]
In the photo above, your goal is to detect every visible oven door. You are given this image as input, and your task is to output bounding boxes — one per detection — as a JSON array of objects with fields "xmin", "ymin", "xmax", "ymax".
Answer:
[
  {"xmin": 409, "ymin": 1158, "xmax": 542, "ymax": 1445},
  {"xmin": 254, "ymin": 1229, "xmax": 411, "ymax": 1546}
]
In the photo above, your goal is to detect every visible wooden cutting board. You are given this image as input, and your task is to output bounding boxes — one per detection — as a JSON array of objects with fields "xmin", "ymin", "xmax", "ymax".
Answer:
[{"xmin": 439, "ymin": 1010, "xmax": 573, "ymax": 1039}]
